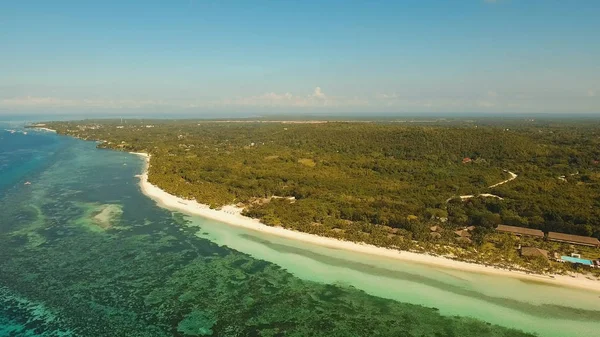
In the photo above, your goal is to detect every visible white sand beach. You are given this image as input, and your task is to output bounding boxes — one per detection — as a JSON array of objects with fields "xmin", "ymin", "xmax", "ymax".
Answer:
[
  {"xmin": 132, "ymin": 152, "xmax": 600, "ymax": 292},
  {"xmin": 34, "ymin": 127, "xmax": 57, "ymax": 133}
]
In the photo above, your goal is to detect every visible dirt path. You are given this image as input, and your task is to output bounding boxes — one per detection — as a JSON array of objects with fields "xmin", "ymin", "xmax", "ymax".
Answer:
[
  {"xmin": 446, "ymin": 170, "xmax": 517, "ymax": 203},
  {"xmin": 488, "ymin": 170, "xmax": 518, "ymax": 188}
]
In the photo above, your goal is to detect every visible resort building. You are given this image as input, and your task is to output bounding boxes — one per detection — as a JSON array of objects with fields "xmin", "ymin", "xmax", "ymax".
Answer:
[
  {"xmin": 454, "ymin": 229, "xmax": 471, "ymax": 238},
  {"xmin": 495, "ymin": 225, "xmax": 544, "ymax": 238},
  {"xmin": 520, "ymin": 247, "xmax": 549, "ymax": 261},
  {"xmin": 547, "ymin": 232, "xmax": 600, "ymax": 248},
  {"xmin": 454, "ymin": 228, "xmax": 472, "ymax": 244}
]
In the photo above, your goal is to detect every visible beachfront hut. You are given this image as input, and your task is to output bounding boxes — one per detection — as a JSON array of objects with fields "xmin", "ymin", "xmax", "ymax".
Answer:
[
  {"xmin": 454, "ymin": 229, "xmax": 472, "ymax": 238},
  {"xmin": 453, "ymin": 229, "xmax": 472, "ymax": 244},
  {"xmin": 495, "ymin": 225, "xmax": 544, "ymax": 238},
  {"xmin": 547, "ymin": 232, "xmax": 600, "ymax": 248},
  {"xmin": 520, "ymin": 247, "xmax": 549, "ymax": 261}
]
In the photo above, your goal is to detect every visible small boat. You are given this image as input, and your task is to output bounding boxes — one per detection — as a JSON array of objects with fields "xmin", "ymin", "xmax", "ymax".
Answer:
[{"xmin": 24, "ymin": 181, "xmax": 31, "ymax": 185}]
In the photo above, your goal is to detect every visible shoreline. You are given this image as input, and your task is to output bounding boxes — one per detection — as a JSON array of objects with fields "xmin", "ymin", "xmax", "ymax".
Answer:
[
  {"xmin": 131, "ymin": 152, "xmax": 600, "ymax": 292},
  {"xmin": 33, "ymin": 127, "xmax": 57, "ymax": 133}
]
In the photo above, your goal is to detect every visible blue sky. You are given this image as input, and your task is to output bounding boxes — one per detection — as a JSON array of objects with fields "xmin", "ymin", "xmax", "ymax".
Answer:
[{"xmin": 1, "ymin": 0, "xmax": 599, "ymax": 115}]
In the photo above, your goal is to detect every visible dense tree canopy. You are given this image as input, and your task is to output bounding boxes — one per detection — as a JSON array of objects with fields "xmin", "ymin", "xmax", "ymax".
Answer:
[{"xmin": 42, "ymin": 118, "xmax": 600, "ymax": 272}]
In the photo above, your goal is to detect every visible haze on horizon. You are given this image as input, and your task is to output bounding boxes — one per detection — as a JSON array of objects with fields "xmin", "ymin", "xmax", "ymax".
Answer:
[{"xmin": 1, "ymin": 0, "xmax": 599, "ymax": 116}]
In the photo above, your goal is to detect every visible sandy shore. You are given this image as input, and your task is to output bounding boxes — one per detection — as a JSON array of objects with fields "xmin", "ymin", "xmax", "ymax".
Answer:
[
  {"xmin": 132, "ymin": 152, "xmax": 600, "ymax": 292},
  {"xmin": 34, "ymin": 127, "xmax": 57, "ymax": 133}
]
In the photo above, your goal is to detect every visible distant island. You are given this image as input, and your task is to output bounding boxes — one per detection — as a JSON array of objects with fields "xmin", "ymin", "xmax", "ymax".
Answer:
[{"xmin": 36, "ymin": 118, "xmax": 600, "ymax": 284}]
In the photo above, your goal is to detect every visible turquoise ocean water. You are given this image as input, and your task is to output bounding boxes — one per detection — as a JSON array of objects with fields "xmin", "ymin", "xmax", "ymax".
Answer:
[{"xmin": 0, "ymin": 122, "xmax": 599, "ymax": 337}]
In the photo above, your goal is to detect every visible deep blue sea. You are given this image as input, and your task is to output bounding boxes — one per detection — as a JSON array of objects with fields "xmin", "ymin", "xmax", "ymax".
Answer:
[
  {"xmin": 0, "ymin": 125, "xmax": 68, "ymax": 336},
  {"xmin": 0, "ymin": 127, "xmax": 61, "ymax": 193},
  {"xmin": 1, "ymin": 121, "xmax": 599, "ymax": 337}
]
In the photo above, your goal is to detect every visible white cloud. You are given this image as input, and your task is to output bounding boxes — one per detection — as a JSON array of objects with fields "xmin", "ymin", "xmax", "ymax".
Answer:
[
  {"xmin": 375, "ymin": 93, "xmax": 399, "ymax": 99},
  {"xmin": 312, "ymin": 86, "xmax": 325, "ymax": 99},
  {"xmin": 1, "ymin": 96, "xmax": 78, "ymax": 107},
  {"xmin": 219, "ymin": 87, "xmax": 365, "ymax": 108},
  {"xmin": 4, "ymin": 86, "xmax": 594, "ymax": 114},
  {"xmin": 373, "ymin": 91, "xmax": 504, "ymax": 111},
  {"xmin": 477, "ymin": 100, "xmax": 496, "ymax": 108},
  {"xmin": 1, "ymin": 96, "xmax": 170, "ymax": 109},
  {"xmin": 223, "ymin": 91, "xmax": 303, "ymax": 107},
  {"xmin": 0, "ymin": 87, "xmax": 367, "ymax": 111}
]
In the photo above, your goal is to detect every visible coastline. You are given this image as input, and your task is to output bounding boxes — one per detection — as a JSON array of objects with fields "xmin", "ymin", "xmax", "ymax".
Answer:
[
  {"xmin": 33, "ymin": 127, "xmax": 57, "ymax": 133},
  {"xmin": 132, "ymin": 152, "xmax": 600, "ymax": 292}
]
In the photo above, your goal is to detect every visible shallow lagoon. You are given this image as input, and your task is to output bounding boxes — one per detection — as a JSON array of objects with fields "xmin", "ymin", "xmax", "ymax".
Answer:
[
  {"xmin": 193, "ymin": 216, "xmax": 600, "ymax": 337},
  {"xmin": 0, "ymin": 127, "xmax": 598, "ymax": 336}
]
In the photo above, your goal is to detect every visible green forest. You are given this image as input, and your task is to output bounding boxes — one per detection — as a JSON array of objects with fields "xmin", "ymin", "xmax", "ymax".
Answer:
[{"xmin": 43, "ymin": 118, "xmax": 600, "ymax": 273}]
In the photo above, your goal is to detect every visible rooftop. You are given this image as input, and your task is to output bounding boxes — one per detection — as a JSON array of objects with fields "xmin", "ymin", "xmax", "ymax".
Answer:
[
  {"xmin": 454, "ymin": 229, "xmax": 472, "ymax": 238},
  {"xmin": 495, "ymin": 225, "xmax": 544, "ymax": 238},
  {"xmin": 521, "ymin": 247, "xmax": 549, "ymax": 259},
  {"xmin": 548, "ymin": 232, "xmax": 600, "ymax": 247}
]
